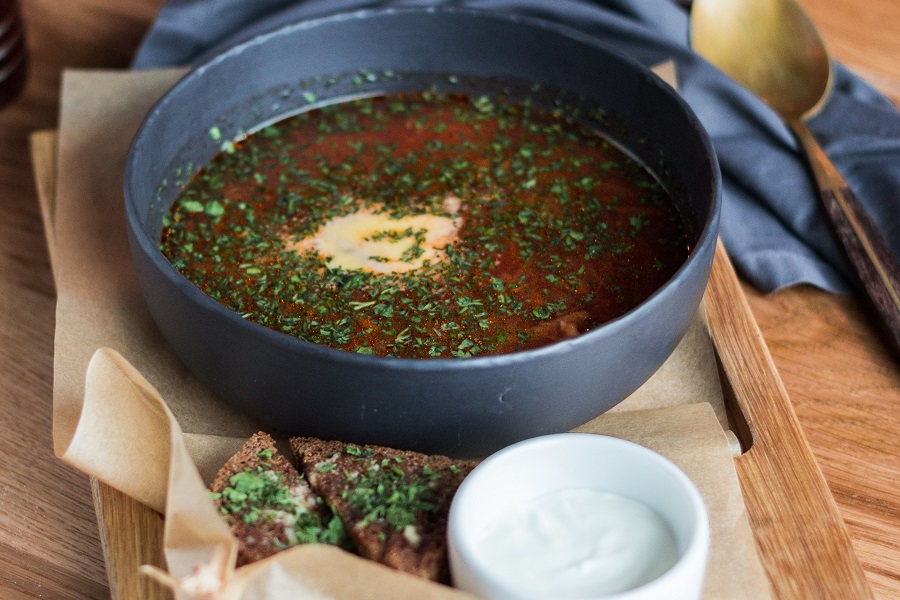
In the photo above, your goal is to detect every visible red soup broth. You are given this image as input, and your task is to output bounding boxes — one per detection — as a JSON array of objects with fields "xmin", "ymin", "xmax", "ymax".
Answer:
[{"xmin": 160, "ymin": 91, "xmax": 690, "ymax": 358}]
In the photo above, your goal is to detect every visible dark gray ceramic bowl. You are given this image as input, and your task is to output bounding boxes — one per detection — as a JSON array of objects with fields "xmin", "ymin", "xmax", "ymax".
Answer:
[{"xmin": 124, "ymin": 7, "xmax": 720, "ymax": 457}]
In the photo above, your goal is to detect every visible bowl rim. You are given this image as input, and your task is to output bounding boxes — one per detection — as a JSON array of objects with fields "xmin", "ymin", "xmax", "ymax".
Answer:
[
  {"xmin": 446, "ymin": 432, "xmax": 711, "ymax": 598},
  {"xmin": 124, "ymin": 5, "xmax": 721, "ymax": 372}
]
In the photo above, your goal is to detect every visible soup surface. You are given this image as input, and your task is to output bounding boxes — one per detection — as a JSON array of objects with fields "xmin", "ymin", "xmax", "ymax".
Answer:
[{"xmin": 161, "ymin": 91, "xmax": 689, "ymax": 358}]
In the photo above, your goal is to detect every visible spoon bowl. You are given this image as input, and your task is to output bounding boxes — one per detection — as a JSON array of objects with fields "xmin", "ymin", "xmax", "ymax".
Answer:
[
  {"xmin": 691, "ymin": 0, "xmax": 831, "ymax": 121},
  {"xmin": 691, "ymin": 0, "xmax": 900, "ymax": 358}
]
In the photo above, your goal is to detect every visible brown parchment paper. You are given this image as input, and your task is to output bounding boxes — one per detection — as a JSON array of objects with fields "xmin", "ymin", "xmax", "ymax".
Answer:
[{"xmin": 48, "ymin": 68, "xmax": 771, "ymax": 599}]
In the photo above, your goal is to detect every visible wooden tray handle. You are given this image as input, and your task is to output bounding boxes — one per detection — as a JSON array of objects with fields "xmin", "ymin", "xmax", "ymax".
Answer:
[{"xmin": 705, "ymin": 240, "xmax": 872, "ymax": 599}]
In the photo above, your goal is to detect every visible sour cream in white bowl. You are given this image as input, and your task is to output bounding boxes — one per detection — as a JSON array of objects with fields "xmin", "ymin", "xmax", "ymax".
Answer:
[{"xmin": 447, "ymin": 433, "xmax": 709, "ymax": 599}]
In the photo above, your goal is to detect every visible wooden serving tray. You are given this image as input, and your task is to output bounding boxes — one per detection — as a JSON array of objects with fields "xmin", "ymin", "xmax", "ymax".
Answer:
[{"xmin": 31, "ymin": 129, "xmax": 872, "ymax": 599}]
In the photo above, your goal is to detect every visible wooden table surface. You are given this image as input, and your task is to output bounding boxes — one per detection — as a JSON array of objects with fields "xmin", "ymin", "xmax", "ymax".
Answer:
[{"xmin": 0, "ymin": 1, "xmax": 897, "ymax": 598}]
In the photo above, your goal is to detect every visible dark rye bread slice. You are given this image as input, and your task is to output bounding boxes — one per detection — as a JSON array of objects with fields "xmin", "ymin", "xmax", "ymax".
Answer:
[
  {"xmin": 210, "ymin": 432, "xmax": 350, "ymax": 566},
  {"xmin": 290, "ymin": 437, "xmax": 476, "ymax": 582}
]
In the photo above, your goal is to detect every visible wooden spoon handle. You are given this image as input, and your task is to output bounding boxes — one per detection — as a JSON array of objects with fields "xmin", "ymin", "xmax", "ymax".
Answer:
[{"xmin": 791, "ymin": 121, "xmax": 900, "ymax": 358}]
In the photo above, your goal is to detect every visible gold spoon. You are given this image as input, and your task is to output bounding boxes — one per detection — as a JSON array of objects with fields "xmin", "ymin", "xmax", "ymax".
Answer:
[{"xmin": 691, "ymin": 0, "xmax": 900, "ymax": 357}]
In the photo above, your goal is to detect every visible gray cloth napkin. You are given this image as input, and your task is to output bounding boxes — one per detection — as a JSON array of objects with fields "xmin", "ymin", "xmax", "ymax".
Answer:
[{"xmin": 132, "ymin": 0, "xmax": 900, "ymax": 294}]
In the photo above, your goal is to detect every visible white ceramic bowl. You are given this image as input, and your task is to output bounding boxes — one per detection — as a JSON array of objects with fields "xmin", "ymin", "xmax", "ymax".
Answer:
[{"xmin": 447, "ymin": 433, "xmax": 710, "ymax": 599}]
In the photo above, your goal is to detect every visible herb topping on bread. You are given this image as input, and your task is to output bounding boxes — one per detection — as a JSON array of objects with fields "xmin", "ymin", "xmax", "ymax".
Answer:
[
  {"xmin": 209, "ymin": 432, "xmax": 350, "ymax": 565},
  {"xmin": 289, "ymin": 437, "xmax": 476, "ymax": 581}
]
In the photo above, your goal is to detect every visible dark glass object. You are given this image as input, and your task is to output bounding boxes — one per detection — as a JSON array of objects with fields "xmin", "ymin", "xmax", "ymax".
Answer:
[{"xmin": 0, "ymin": 0, "xmax": 26, "ymax": 108}]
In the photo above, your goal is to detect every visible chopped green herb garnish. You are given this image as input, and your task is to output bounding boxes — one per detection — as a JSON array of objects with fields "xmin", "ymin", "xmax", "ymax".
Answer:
[{"xmin": 162, "ymin": 89, "xmax": 689, "ymax": 359}]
